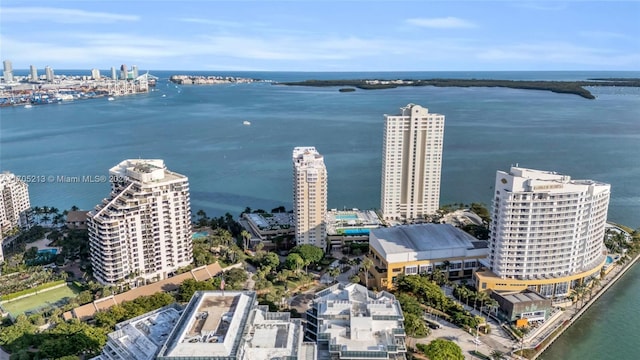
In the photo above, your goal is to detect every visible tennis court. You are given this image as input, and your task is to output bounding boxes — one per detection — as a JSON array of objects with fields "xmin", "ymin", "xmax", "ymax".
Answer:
[{"xmin": 2, "ymin": 284, "xmax": 80, "ymax": 316}]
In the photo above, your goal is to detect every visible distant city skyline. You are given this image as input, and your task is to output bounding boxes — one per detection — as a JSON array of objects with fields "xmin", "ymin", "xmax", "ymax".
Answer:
[{"xmin": 0, "ymin": 1, "xmax": 638, "ymax": 71}]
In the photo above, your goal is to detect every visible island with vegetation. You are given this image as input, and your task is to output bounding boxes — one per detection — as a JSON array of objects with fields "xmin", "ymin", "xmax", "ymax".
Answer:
[{"xmin": 277, "ymin": 78, "xmax": 640, "ymax": 99}]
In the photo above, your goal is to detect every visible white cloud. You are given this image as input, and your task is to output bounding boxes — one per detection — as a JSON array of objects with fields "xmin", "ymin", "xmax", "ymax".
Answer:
[
  {"xmin": 0, "ymin": 7, "xmax": 139, "ymax": 23},
  {"xmin": 2, "ymin": 28, "xmax": 638, "ymax": 71},
  {"xmin": 406, "ymin": 17, "xmax": 476, "ymax": 29},
  {"xmin": 176, "ymin": 18, "xmax": 244, "ymax": 27},
  {"xmin": 476, "ymin": 42, "xmax": 640, "ymax": 67}
]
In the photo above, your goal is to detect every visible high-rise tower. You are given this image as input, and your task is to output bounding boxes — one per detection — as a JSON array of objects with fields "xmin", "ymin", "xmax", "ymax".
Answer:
[
  {"xmin": 380, "ymin": 104, "xmax": 445, "ymax": 221},
  {"xmin": 29, "ymin": 65, "xmax": 38, "ymax": 82},
  {"xmin": 474, "ymin": 167, "xmax": 610, "ymax": 298},
  {"xmin": 2, "ymin": 60, "xmax": 14, "ymax": 83},
  {"xmin": 293, "ymin": 147, "xmax": 327, "ymax": 249},
  {"xmin": 120, "ymin": 64, "xmax": 128, "ymax": 80},
  {"xmin": 0, "ymin": 172, "xmax": 31, "ymax": 263},
  {"xmin": 88, "ymin": 159, "xmax": 193, "ymax": 285},
  {"xmin": 45, "ymin": 66, "xmax": 54, "ymax": 82}
]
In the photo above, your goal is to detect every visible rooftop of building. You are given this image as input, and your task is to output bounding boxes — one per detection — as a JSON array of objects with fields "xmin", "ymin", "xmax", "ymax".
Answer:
[
  {"xmin": 326, "ymin": 209, "xmax": 382, "ymax": 235},
  {"xmin": 66, "ymin": 210, "xmax": 89, "ymax": 223},
  {"xmin": 371, "ymin": 223, "xmax": 487, "ymax": 255},
  {"xmin": 109, "ymin": 159, "xmax": 187, "ymax": 184},
  {"xmin": 493, "ymin": 289, "xmax": 550, "ymax": 305},
  {"xmin": 101, "ymin": 305, "xmax": 183, "ymax": 360},
  {"xmin": 244, "ymin": 212, "xmax": 294, "ymax": 230},
  {"xmin": 502, "ymin": 166, "xmax": 610, "ymax": 189},
  {"xmin": 159, "ymin": 291, "xmax": 253, "ymax": 358},
  {"xmin": 157, "ymin": 291, "xmax": 312, "ymax": 360},
  {"xmin": 312, "ymin": 284, "xmax": 404, "ymax": 353}
]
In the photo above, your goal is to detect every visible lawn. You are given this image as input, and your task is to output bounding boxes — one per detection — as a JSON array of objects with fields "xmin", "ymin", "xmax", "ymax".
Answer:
[{"xmin": 1, "ymin": 284, "xmax": 80, "ymax": 316}]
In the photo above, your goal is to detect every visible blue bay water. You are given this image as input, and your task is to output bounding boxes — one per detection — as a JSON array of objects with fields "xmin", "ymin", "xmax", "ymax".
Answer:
[{"xmin": 1, "ymin": 71, "xmax": 639, "ymax": 357}]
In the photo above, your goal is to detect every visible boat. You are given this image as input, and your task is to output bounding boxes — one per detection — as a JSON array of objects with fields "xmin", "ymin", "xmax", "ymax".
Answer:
[
  {"xmin": 24, "ymin": 104, "xmax": 33, "ymax": 109},
  {"xmin": 107, "ymin": 97, "xmax": 115, "ymax": 101},
  {"xmin": 243, "ymin": 120, "xmax": 251, "ymax": 126},
  {"xmin": 162, "ymin": 94, "xmax": 167, "ymax": 97}
]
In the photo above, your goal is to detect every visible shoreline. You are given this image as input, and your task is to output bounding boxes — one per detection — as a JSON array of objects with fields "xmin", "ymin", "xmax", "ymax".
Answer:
[
  {"xmin": 533, "ymin": 252, "xmax": 640, "ymax": 359},
  {"xmin": 277, "ymin": 78, "xmax": 640, "ymax": 99}
]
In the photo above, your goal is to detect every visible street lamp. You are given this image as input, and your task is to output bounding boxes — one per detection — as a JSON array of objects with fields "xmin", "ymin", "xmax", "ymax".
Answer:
[{"xmin": 475, "ymin": 324, "xmax": 480, "ymax": 353}]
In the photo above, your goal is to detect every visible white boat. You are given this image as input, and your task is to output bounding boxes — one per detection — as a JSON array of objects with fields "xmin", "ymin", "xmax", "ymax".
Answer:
[
  {"xmin": 24, "ymin": 104, "xmax": 33, "ymax": 108},
  {"xmin": 243, "ymin": 120, "xmax": 251, "ymax": 126},
  {"xmin": 162, "ymin": 94, "xmax": 167, "ymax": 97},
  {"xmin": 107, "ymin": 97, "xmax": 115, "ymax": 101}
]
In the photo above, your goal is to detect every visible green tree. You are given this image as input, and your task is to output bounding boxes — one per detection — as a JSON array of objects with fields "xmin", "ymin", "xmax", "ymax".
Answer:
[
  {"xmin": 419, "ymin": 339, "xmax": 464, "ymax": 360},
  {"xmin": 291, "ymin": 244, "xmax": 324, "ymax": 270},
  {"xmin": 241, "ymin": 230, "xmax": 251, "ymax": 250},
  {"xmin": 328, "ymin": 267, "xmax": 341, "ymax": 283},
  {"xmin": 286, "ymin": 253, "xmax": 305, "ymax": 273},
  {"xmin": 404, "ymin": 312, "xmax": 430, "ymax": 337},
  {"xmin": 362, "ymin": 257, "xmax": 374, "ymax": 289},
  {"xmin": 177, "ymin": 279, "xmax": 215, "ymax": 302},
  {"xmin": 260, "ymin": 252, "xmax": 280, "ymax": 269},
  {"xmin": 224, "ymin": 268, "xmax": 248, "ymax": 289}
]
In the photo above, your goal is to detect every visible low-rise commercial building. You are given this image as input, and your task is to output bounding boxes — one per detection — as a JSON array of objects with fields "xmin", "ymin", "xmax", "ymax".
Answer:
[
  {"xmin": 326, "ymin": 209, "xmax": 383, "ymax": 250},
  {"xmin": 66, "ymin": 210, "xmax": 89, "ymax": 230},
  {"xmin": 242, "ymin": 212, "xmax": 294, "ymax": 244},
  {"xmin": 93, "ymin": 305, "xmax": 182, "ymax": 360},
  {"xmin": 157, "ymin": 291, "xmax": 315, "ymax": 360},
  {"xmin": 95, "ymin": 291, "xmax": 316, "ymax": 360},
  {"xmin": 305, "ymin": 283, "xmax": 407, "ymax": 360},
  {"xmin": 367, "ymin": 224, "xmax": 489, "ymax": 290},
  {"xmin": 491, "ymin": 290, "xmax": 552, "ymax": 325}
]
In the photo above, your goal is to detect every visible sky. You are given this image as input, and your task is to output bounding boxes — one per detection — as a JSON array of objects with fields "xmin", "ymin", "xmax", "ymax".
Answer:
[{"xmin": 0, "ymin": 0, "xmax": 638, "ymax": 71}]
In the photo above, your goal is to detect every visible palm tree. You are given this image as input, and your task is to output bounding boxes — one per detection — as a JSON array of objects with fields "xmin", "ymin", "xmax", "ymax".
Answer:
[
  {"xmin": 461, "ymin": 287, "xmax": 472, "ymax": 307},
  {"xmin": 487, "ymin": 299, "xmax": 500, "ymax": 317},
  {"xmin": 241, "ymin": 230, "xmax": 251, "ymax": 251},
  {"xmin": 362, "ymin": 257, "xmax": 374, "ymax": 289},
  {"xmin": 329, "ymin": 267, "xmax": 341, "ymax": 284},
  {"xmin": 32, "ymin": 206, "xmax": 42, "ymax": 224},
  {"xmin": 476, "ymin": 291, "xmax": 491, "ymax": 313},
  {"xmin": 442, "ymin": 260, "xmax": 451, "ymax": 282},
  {"xmin": 490, "ymin": 350, "xmax": 506, "ymax": 360}
]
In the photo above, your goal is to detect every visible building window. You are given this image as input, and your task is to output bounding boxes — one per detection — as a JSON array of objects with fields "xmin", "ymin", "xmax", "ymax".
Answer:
[{"xmin": 405, "ymin": 266, "xmax": 417, "ymax": 275}]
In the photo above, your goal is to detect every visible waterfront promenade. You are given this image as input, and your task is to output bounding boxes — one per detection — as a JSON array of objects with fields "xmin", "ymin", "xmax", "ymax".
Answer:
[
  {"xmin": 433, "ymin": 251, "xmax": 640, "ymax": 359},
  {"xmin": 533, "ymin": 252, "xmax": 640, "ymax": 359}
]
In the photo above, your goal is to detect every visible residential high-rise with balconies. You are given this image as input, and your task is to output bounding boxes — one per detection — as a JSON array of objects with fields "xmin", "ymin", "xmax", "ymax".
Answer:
[
  {"xmin": 380, "ymin": 104, "xmax": 445, "ymax": 221},
  {"xmin": 88, "ymin": 159, "xmax": 193, "ymax": 285},
  {"xmin": 0, "ymin": 172, "xmax": 31, "ymax": 263},
  {"xmin": 293, "ymin": 147, "xmax": 327, "ymax": 249},
  {"xmin": 474, "ymin": 167, "xmax": 610, "ymax": 299}
]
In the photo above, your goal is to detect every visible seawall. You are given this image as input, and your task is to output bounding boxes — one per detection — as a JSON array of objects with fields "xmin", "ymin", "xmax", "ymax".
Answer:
[{"xmin": 534, "ymin": 252, "xmax": 640, "ymax": 359}]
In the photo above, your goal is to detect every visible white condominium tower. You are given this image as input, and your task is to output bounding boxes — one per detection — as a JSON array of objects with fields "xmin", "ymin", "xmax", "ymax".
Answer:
[
  {"xmin": 0, "ymin": 172, "xmax": 31, "ymax": 263},
  {"xmin": 88, "ymin": 159, "xmax": 193, "ymax": 285},
  {"xmin": 381, "ymin": 103, "xmax": 445, "ymax": 221},
  {"xmin": 293, "ymin": 147, "xmax": 327, "ymax": 249},
  {"xmin": 475, "ymin": 167, "xmax": 610, "ymax": 298}
]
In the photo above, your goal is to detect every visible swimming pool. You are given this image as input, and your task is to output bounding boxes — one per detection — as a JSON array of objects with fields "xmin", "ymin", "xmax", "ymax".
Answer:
[
  {"xmin": 336, "ymin": 214, "xmax": 358, "ymax": 220},
  {"xmin": 342, "ymin": 228, "xmax": 370, "ymax": 236},
  {"xmin": 192, "ymin": 232, "xmax": 208, "ymax": 239},
  {"xmin": 37, "ymin": 248, "xmax": 58, "ymax": 255},
  {"xmin": 606, "ymin": 255, "xmax": 614, "ymax": 265}
]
